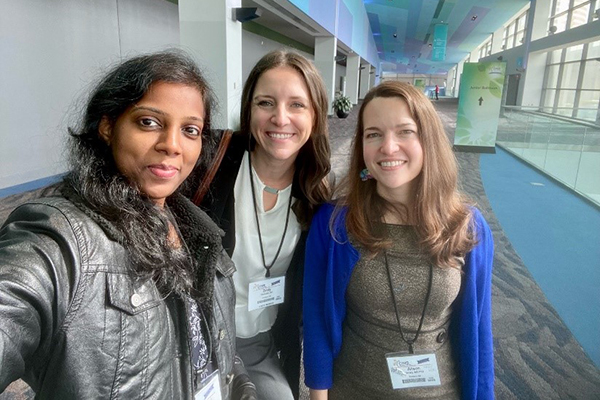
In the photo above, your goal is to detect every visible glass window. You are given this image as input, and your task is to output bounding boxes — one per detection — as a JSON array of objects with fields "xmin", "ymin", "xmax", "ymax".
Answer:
[
  {"xmin": 543, "ymin": 89, "xmax": 557, "ymax": 111},
  {"xmin": 560, "ymin": 62, "xmax": 581, "ymax": 88},
  {"xmin": 554, "ymin": 0, "xmax": 571, "ymax": 14},
  {"xmin": 573, "ymin": 0, "xmax": 590, "ymax": 7},
  {"xmin": 586, "ymin": 40, "xmax": 600, "ymax": 59},
  {"xmin": 581, "ymin": 62, "xmax": 600, "ymax": 90},
  {"xmin": 557, "ymin": 89, "xmax": 577, "ymax": 109},
  {"xmin": 549, "ymin": 49, "xmax": 563, "ymax": 64},
  {"xmin": 570, "ymin": 5, "xmax": 590, "ymax": 28},
  {"xmin": 552, "ymin": 13, "xmax": 568, "ymax": 33},
  {"xmin": 565, "ymin": 44, "xmax": 583, "ymax": 62},
  {"xmin": 546, "ymin": 64, "xmax": 561, "ymax": 88},
  {"xmin": 516, "ymin": 31, "xmax": 525, "ymax": 46},
  {"xmin": 517, "ymin": 15, "xmax": 526, "ymax": 31},
  {"xmin": 577, "ymin": 91, "xmax": 600, "ymax": 120}
]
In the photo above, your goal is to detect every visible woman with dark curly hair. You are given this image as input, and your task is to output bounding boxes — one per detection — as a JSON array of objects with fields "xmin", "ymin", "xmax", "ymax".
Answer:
[
  {"xmin": 0, "ymin": 50, "xmax": 256, "ymax": 399},
  {"xmin": 304, "ymin": 81, "xmax": 494, "ymax": 400}
]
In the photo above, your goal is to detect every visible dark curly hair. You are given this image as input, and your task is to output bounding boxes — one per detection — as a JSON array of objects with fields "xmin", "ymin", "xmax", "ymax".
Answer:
[{"xmin": 63, "ymin": 50, "xmax": 216, "ymax": 294}]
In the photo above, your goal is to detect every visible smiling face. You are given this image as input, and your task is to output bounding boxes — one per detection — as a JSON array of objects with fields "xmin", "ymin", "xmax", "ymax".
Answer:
[
  {"xmin": 99, "ymin": 82, "xmax": 205, "ymax": 207},
  {"xmin": 362, "ymin": 96, "xmax": 423, "ymax": 205},
  {"xmin": 249, "ymin": 66, "xmax": 314, "ymax": 164}
]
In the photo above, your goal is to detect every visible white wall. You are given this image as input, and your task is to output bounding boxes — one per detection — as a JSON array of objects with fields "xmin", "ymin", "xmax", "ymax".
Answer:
[
  {"xmin": 241, "ymin": 30, "xmax": 313, "ymax": 85},
  {"xmin": 0, "ymin": 0, "xmax": 179, "ymax": 190}
]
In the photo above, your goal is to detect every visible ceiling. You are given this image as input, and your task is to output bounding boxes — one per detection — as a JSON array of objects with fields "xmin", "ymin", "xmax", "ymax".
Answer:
[
  {"xmin": 242, "ymin": 0, "xmax": 531, "ymax": 75},
  {"xmin": 364, "ymin": 0, "xmax": 530, "ymax": 74}
]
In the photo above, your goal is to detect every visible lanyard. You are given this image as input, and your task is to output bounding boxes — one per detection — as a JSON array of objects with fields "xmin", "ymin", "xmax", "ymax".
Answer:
[
  {"xmin": 248, "ymin": 152, "xmax": 293, "ymax": 278},
  {"xmin": 384, "ymin": 250, "xmax": 433, "ymax": 354}
]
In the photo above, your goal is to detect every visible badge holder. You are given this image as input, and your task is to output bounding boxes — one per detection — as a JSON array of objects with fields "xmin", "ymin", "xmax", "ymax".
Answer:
[
  {"xmin": 385, "ymin": 351, "xmax": 441, "ymax": 389},
  {"xmin": 247, "ymin": 276, "xmax": 285, "ymax": 311},
  {"xmin": 195, "ymin": 370, "xmax": 223, "ymax": 400}
]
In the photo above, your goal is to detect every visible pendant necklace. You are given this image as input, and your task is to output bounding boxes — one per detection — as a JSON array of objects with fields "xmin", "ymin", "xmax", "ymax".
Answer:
[{"xmin": 248, "ymin": 152, "xmax": 293, "ymax": 278}]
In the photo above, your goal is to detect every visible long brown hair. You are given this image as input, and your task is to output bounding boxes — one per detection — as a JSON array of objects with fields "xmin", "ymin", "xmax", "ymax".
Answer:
[
  {"xmin": 336, "ymin": 81, "xmax": 475, "ymax": 268},
  {"xmin": 240, "ymin": 50, "xmax": 331, "ymax": 228}
]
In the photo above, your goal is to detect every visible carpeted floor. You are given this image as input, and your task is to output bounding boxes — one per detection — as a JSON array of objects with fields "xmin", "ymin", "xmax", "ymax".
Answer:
[{"xmin": 1, "ymin": 98, "xmax": 600, "ymax": 399}]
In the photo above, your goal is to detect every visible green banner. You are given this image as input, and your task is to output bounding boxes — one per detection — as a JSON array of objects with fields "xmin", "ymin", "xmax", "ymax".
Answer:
[
  {"xmin": 431, "ymin": 24, "xmax": 447, "ymax": 62},
  {"xmin": 454, "ymin": 62, "xmax": 506, "ymax": 151}
]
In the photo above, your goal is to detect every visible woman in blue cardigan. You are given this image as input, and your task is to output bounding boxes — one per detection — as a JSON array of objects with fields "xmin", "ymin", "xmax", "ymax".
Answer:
[{"xmin": 303, "ymin": 81, "xmax": 494, "ymax": 400}]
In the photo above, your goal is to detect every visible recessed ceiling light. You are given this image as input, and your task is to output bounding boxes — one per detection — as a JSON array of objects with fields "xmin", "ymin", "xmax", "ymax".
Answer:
[
  {"xmin": 393, "ymin": 33, "xmax": 397, "ymax": 38},
  {"xmin": 471, "ymin": 15, "xmax": 477, "ymax": 21}
]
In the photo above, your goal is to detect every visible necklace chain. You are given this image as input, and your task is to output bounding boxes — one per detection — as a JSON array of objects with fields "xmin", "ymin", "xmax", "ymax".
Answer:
[{"xmin": 248, "ymin": 152, "xmax": 293, "ymax": 278}]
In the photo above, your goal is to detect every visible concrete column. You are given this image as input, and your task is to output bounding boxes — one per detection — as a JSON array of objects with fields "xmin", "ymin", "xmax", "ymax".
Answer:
[
  {"xmin": 519, "ymin": 0, "xmax": 552, "ymax": 107},
  {"xmin": 179, "ymin": 0, "xmax": 242, "ymax": 129},
  {"xmin": 447, "ymin": 65, "xmax": 456, "ymax": 97},
  {"xmin": 530, "ymin": 0, "xmax": 552, "ymax": 41},
  {"xmin": 359, "ymin": 64, "xmax": 371, "ymax": 99},
  {"xmin": 369, "ymin": 67, "xmax": 376, "ymax": 88},
  {"xmin": 346, "ymin": 53, "xmax": 360, "ymax": 104},
  {"xmin": 454, "ymin": 60, "xmax": 465, "ymax": 97},
  {"xmin": 519, "ymin": 52, "xmax": 546, "ymax": 107},
  {"xmin": 491, "ymin": 26, "xmax": 504, "ymax": 55},
  {"xmin": 314, "ymin": 36, "xmax": 337, "ymax": 114}
]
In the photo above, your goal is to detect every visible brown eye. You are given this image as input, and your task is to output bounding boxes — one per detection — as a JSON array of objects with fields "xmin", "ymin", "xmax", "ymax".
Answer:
[
  {"xmin": 139, "ymin": 118, "xmax": 159, "ymax": 128},
  {"xmin": 182, "ymin": 126, "xmax": 201, "ymax": 138},
  {"xmin": 256, "ymin": 100, "xmax": 274, "ymax": 107}
]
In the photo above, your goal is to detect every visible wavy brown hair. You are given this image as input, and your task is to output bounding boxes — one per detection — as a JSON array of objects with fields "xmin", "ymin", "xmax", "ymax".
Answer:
[
  {"xmin": 336, "ymin": 81, "xmax": 475, "ymax": 268},
  {"xmin": 240, "ymin": 50, "xmax": 331, "ymax": 229}
]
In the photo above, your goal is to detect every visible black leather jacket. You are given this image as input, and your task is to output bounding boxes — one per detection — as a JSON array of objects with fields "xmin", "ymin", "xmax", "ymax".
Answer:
[{"xmin": 0, "ymin": 194, "xmax": 254, "ymax": 399}]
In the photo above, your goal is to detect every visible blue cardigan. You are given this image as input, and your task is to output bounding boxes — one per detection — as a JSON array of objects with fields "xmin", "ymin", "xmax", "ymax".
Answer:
[{"xmin": 303, "ymin": 203, "xmax": 495, "ymax": 400}]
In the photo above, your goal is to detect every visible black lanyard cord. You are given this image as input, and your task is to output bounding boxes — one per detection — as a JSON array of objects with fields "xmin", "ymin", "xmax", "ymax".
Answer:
[
  {"xmin": 248, "ymin": 152, "xmax": 293, "ymax": 278},
  {"xmin": 384, "ymin": 250, "xmax": 434, "ymax": 354}
]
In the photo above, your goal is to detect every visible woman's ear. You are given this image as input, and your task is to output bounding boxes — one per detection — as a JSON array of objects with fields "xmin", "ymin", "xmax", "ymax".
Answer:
[{"xmin": 98, "ymin": 116, "xmax": 112, "ymax": 145}]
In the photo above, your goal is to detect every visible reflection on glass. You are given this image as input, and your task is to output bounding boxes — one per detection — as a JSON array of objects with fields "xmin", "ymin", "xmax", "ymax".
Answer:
[
  {"xmin": 560, "ymin": 64, "xmax": 581, "ymax": 89},
  {"xmin": 577, "ymin": 91, "xmax": 600, "ymax": 121},
  {"xmin": 581, "ymin": 65, "xmax": 600, "ymax": 90},
  {"xmin": 565, "ymin": 44, "xmax": 583, "ymax": 62},
  {"xmin": 546, "ymin": 65, "xmax": 560, "ymax": 88},
  {"xmin": 586, "ymin": 40, "xmax": 600, "ymax": 59},
  {"xmin": 497, "ymin": 111, "xmax": 600, "ymax": 205},
  {"xmin": 553, "ymin": 14, "xmax": 568, "ymax": 33},
  {"xmin": 543, "ymin": 89, "xmax": 557, "ymax": 110},
  {"xmin": 573, "ymin": 0, "xmax": 591, "ymax": 8},
  {"xmin": 570, "ymin": 5, "xmax": 590, "ymax": 28},
  {"xmin": 554, "ymin": 0, "xmax": 570, "ymax": 14},
  {"xmin": 549, "ymin": 49, "xmax": 563, "ymax": 64}
]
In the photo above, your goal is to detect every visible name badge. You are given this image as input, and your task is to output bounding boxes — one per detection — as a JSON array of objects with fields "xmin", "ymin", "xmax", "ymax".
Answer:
[
  {"xmin": 195, "ymin": 370, "xmax": 222, "ymax": 400},
  {"xmin": 385, "ymin": 352, "xmax": 441, "ymax": 389},
  {"xmin": 247, "ymin": 276, "xmax": 285, "ymax": 311}
]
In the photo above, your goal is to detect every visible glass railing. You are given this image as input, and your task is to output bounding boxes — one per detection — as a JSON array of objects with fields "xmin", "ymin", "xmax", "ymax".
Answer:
[{"xmin": 496, "ymin": 106, "xmax": 600, "ymax": 206}]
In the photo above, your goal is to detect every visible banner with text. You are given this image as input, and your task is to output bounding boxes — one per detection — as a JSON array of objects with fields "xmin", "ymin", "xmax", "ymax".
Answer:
[
  {"xmin": 454, "ymin": 62, "xmax": 506, "ymax": 151},
  {"xmin": 431, "ymin": 24, "xmax": 447, "ymax": 62}
]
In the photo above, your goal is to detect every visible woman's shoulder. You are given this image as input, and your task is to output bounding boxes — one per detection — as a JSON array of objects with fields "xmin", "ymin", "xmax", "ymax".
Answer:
[
  {"xmin": 6, "ymin": 196, "xmax": 91, "ymax": 228},
  {"xmin": 314, "ymin": 201, "xmax": 347, "ymax": 223},
  {"xmin": 466, "ymin": 206, "xmax": 492, "ymax": 238}
]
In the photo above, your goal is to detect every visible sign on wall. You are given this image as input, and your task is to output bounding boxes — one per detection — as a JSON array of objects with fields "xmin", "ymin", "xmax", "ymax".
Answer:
[{"xmin": 454, "ymin": 62, "xmax": 506, "ymax": 152}]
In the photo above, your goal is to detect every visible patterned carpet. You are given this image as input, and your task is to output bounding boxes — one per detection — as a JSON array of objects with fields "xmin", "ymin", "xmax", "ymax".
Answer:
[{"xmin": 1, "ymin": 98, "xmax": 600, "ymax": 399}]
